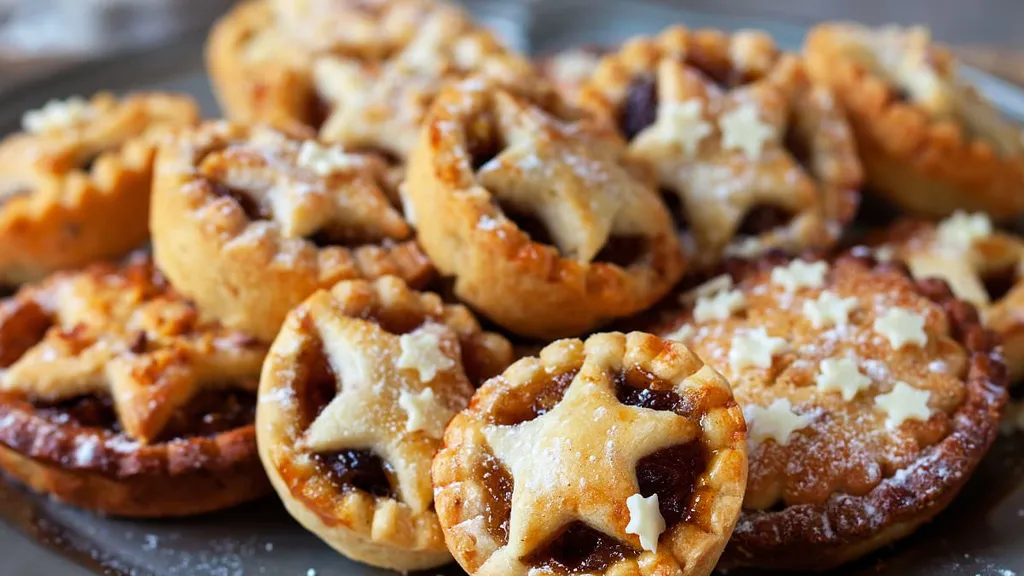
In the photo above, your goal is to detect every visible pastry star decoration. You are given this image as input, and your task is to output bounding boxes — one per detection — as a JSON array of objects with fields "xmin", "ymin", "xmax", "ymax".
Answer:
[
  {"xmin": 719, "ymin": 102, "xmax": 777, "ymax": 159},
  {"xmin": 22, "ymin": 96, "xmax": 95, "ymax": 133},
  {"xmin": 300, "ymin": 311, "xmax": 466, "ymax": 514},
  {"xmin": 936, "ymin": 210, "xmax": 992, "ymax": 251},
  {"xmin": 816, "ymin": 357, "xmax": 872, "ymax": 400},
  {"xmin": 873, "ymin": 307, "xmax": 928, "ymax": 349},
  {"xmin": 203, "ymin": 134, "xmax": 408, "ymax": 241},
  {"xmin": 729, "ymin": 328, "xmax": 787, "ymax": 371},
  {"xmin": 874, "ymin": 382, "xmax": 932, "ymax": 429},
  {"xmin": 480, "ymin": 366, "xmax": 696, "ymax": 565},
  {"xmin": 771, "ymin": 259, "xmax": 829, "ymax": 293},
  {"xmin": 743, "ymin": 398, "xmax": 812, "ymax": 447},
  {"xmin": 803, "ymin": 291, "xmax": 858, "ymax": 329},
  {"xmin": 476, "ymin": 91, "xmax": 659, "ymax": 263},
  {"xmin": 625, "ymin": 493, "xmax": 665, "ymax": 553}
]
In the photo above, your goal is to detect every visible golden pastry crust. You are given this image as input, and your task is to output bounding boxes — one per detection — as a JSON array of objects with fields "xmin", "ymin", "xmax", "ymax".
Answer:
[
  {"xmin": 0, "ymin": 255, "xmax": 269, "ymax": 517},
  {"xmin": 151, "ymin": 122, "xmax": 432, "ymax": 342},
  {"xmin": 650, "ymin": 252, "xmax": 1006, "ymax": 570},
  {"xmin": 257, "ymin": 276, "xmax": 512, "ymax": 570},
  {"xmin": 876, "ymin": 214, "xmax": 1024, "ymax": 382},
  {"xmin": 537, "ymin": 46, "xmax": 608, "ymax": 105},
  {"xmin": 805, "ymin": 23, "xmax": 1024, "ymax": 221},
  {"xmin": 405, "ymin": 78, "xmax": 686, "ymax": 339},
  {"xmin": 0, "ymin": 92, "xmax": 198, "ymax": 285},
  {"xmin": 432, "ymin": 331, "xmax": 747, "ymax": 576},
  {"xmin": 580, "ymin": 26, "xmax": 862, "ymax": 266},
  {"xmin": 268, "ymin": 0, "xmax": 433, "ymax": 56}
]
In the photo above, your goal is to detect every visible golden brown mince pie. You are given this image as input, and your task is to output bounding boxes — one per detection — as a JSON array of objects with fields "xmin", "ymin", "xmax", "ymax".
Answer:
[
  {"xmin": 207, "ymin": 0, "xmax": 534, "ymax": 161},
  {"xmin": 0, "ymin": 92, "xmax": 198, "ymax": 285},
  {"xmin": 876, "ymin": 212, "xmax": 1024, "ymax": 382},
  {"xmin": 0, "ymin": 255, "xmax": 268, "ymax": 517},
  {"xmin": 257, "ymin": 276, "xmax": 512, "ymax": 570},
  {"xmin": 650, "ymin": 252, "xmax": 1006, "ymax": 569},
  {"xmin": 432, "ymin": 331, "xmax": 747, "ymax": 576},
  {"xmin": 150, "ymin": 122, "xmax": 432, "ymax": 342},
  {"xmin": 581, "ymin": 26, "xmax": 862, "ymax": 266},
  {"xmin": 805, "ymin": 23, "xmax": 1024, "ymax": 220},
  {"xmin": 405, "ymin": 78, "xmax": 686, "ymax": 339}
]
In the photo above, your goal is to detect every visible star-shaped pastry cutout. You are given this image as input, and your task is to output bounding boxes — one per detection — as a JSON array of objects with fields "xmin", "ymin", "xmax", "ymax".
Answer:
[
  {"xmin": 476, "ymin": 92, "xmax": 661, "ymax": 262},
  {"xmin": 729, "ymin": 328, "xmax": 787, "ymax": 371},
  {"xmin": 771, "ymin": 259, "xmax": 829, "ymax": 293},
  {"xmin": 397, "ymin": 325, "xmax": 455, "ymax": 382},
  {"xmin": 481, "ymin": 370, "xmax": 696, "ymax": 561},
  {"xmin": 815, "ymin": 357, "xmax": 872, "ymax": 400},
  {"xmin": 873, "ymin": 307, "xmax": 928, "ymax": 349},
  {"xmin": 743, "ymin": 398, "xmax": 812, "ymax": 447},
  {"xmin": 296, "ymin": 140, "xmax": 365, "ymax": 175},
  {"xmin": 625, "ymin": 493, "xmax": 665, "ymax": 553},
  {"xmin": 803, "ymin": 291, "xmax": 858, "ymax": 329},
  {"xmin": 719, "ymin": 102, "xmax": 777, "ymax": 159},
  {"xmin": 645, "ymin": 98, "xmax": 713, "ymax": 156},
  {"xmin": 693, "ymin": 289, "xmax": 747, "ymax": 323},
  {"xmin": 301, "ymin": 311, "xmax": 468, "ymax": 514},
  {"xmin": 936, "ymin": 210, "xmax": 992, "ymax": 250},
  {"xmin": 874, "ymin": 381, "xmax": 932, "ymax": 429}
]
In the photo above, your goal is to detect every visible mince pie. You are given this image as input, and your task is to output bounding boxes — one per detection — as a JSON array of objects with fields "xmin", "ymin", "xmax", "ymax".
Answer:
[
  {"xmin": 0, "ymin": 92, "xmax": 198, "ymax": 285},
  {"xmin": 0, "ymin": 255, "xmax": 268, "ymax": 517},
  {"xmin": 805, "ymin": 23, "xmax": 1024, "ymax": 220},
  {"xmin": 580, "ymin": 26, "xmax": 862, "ymax": 266},
  {"xmin": 150, "ymin": 122, "xmax": 432, "ymax": 342},
  {"xmin": 650, "ymin": 252, "xmax": 1006, "ymax": 569},
  {"xmin": 432, "ymin": 331, "xmax": 747, "ymax": 576},
  {"xmin": 876, "ymin": 212, "xmax": 1024, "ymax": 382},
  {"xmin": 405, "ymin": 78, "xmax": 686, "ymax": 339},
  {"xmin": 257, "ymin": 276, "xmax": 512, "ymax": 570}
]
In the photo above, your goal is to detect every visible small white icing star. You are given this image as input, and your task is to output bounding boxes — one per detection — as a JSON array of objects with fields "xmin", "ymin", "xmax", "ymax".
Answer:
[
  {"xmin": 723, "ymin": 237, "xmax": 768, "ymax": 258},
  {"xmin": 396, "ymin": 326, "xmax": 455, "ymax": 382},
  {"xmin": 816, "ymin": 357, "xmax": 872, "ymax": 401},
  {"xmin": 802, "ymin": 291, "xmax": 858, "ymax": 329},
  {"xmin": 719, "ymin": 102, "xmax": 777, "ymax": 159},
  {"xmin": 693, "ymin": 289, "xmax": 746, "ymax": 323},
  {"xmin": 771, "ymin": 259, "xmax": 829, "ymax": 293},
  {"xmin": 398, "ymin": 387, "xmax": 447, "ymax": 438},
  {"xmin": 663, "ymin": 324, "xmax": 695, "ymax": 343},
  {"xmin": 296, "ymin": 140, "xmax": 363, "ymax": 175},
  {"xmin": 729, "ymin": 328, "xmax": 787, "ymax": 371},
  {"xmin": 625, "ymin": 493, "xmax": 665, "ymax": 553},
  {"xmin": 656, "ymin": 100, "xmax": 713, "ymax": 156},
  {"xmin": 744, "ymin": 398, "xmax": 812, "ymax": 447},
  {"xmin": 680, "ymin": 275, "xmax": 734, "ymax": 304},
  {"xmin": 936, "ymin": 211, "xmax": 992, "ymax": 250},
  {"xmin": 873, "ymin": 308, "xmax": 928, "ymax": 349},
  {"xmin": 874, "ymin": 382, "xmax": 932, "ymax": 429},
  {"xmin": 22, "ymin": 96, "xmax": 94, "ymax": 134}
]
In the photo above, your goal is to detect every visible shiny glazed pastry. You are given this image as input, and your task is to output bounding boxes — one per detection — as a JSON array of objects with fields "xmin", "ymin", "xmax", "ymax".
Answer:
[
  {"xmin": 805, "ymin": 23, "xmax": 1024, "ymax": 220},
  {"xmin": 0, "ymin": 255, "xmax": 268, "ymax": 517},
  {"xmin": 651, "ymin": 252, "xmax": 1006, "ymax": 569},
  {"xmin": 150, "ymin": 122, "xmax": 431, "ymax": 342},
  {"xmin": 580, "ymin": 26, "xmax": 861, "ymax": 266},
  {"xmin": 256, "ymin": 276, "xmax": 512, "ymax": 570},
  {"xmin": 0, "ymin": 92, "xmax": 198, "ymax": 285},
  {"xmin": 432, "ymin": 331, "xmax": 747, "ymax": 576},
  {"xmin": 405, "ymin": 78, "xmax": 686, "ymax": 339}
]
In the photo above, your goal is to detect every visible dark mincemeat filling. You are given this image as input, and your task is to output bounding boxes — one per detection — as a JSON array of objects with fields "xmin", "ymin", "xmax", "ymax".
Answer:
[
  {"xmin": 983, "ymin": 263, "xmax": 1019, "ymax": 303},
  {"xmin": 620, "ymin": 75, "xmax": 658, "ymax": 141},
  {"xmin": 736, "ymin": 204, "xmax": 796, "ymax": 237},
  {"xmin": 314, "ymin": 449, "xmax": 397, "ymax": 500},
  {"xmin": 0, "ymin": 301, "xmax": 52, "ymax": 368},
  {"xmin": 525, "ymin": 521, "xmax": 636, "ymax": 574},
  {"xmin": 210, "ymin": 181, "xmax": 270, "ymax": 222}
]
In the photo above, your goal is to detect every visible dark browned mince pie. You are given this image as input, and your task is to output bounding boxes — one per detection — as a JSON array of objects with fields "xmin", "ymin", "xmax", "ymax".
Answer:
[
  {"xmin": 432, "ymin": 331, "xmax": 747, "ymax": 576},
  {"xmin": 150, "ymin": 122, "xmax": 433, "ymax": 342},
  {"xmin": 579, "ymin": 25, "xmax": 862, "ymax": 268},
  {"xmin": 256, "ymin": 276, "xmax": 512, "ymax": 571},
  {"xmin": 0, "ymin": 255, "xmax": 269, "ymax": 517},
  {"xmin": 649, "ymin": 251, "xmax": 1007, "ymax": 570},
  {"xmin": 405, "ymin": 77, "xmax": 686, "ymax": 339}
]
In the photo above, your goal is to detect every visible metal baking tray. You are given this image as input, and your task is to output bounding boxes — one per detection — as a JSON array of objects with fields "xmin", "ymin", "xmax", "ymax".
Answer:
[{"xmin": 1, "ymin": 1, "xmax": 1023, "ymax": 574}]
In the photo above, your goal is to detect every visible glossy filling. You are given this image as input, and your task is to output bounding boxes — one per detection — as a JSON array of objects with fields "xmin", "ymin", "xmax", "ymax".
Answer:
[
  {"xmin": 210, "ymin": 180, "xmax": 270, "ymax": 221},
  {"xmin": 594, "ymin": 236, "xmax": 648, "ymax": 268},
  {"xmin": 0, "ymin": 301, "xmax": 52, "ymax": 368},
  {"xmin": 480, "ymin": 451, "xmax": 513, "ymax": 545},
  {"xmin": 620, "ymin": 75, "xmax": 658, "ymax": 140},
  {"xmin": 490, "ymin": 369, "xmax": 576, "ymax": 426},
  {"xmin": 636, "ymin": 442, "xmax": 713, "ymax": 530},
  {"xmin": 983, "ymin": 264, "xmax": 1018, "ymax": 303},
  {"xmin": 614, "ymin": 367, "xmax": 700, "ymax": 419},
  {"xmin": 525, "ymin": 521, "xmax": 636, "ymax": 574},
  {"xmin": 736, "ymin": 204, "xmax": 796, "ymax": 237}
]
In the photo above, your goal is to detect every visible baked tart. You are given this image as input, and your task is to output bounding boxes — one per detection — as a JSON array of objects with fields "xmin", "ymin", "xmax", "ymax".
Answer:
[
  {"xmin": 876, "ymin": 212, "xmax": 1024, "ymax": 382},
  {"xmin": 405, "ymin": 78, "xmax": 686, "ymax": 339},
  {"xmin": 805, "ymin": 23, "xmax": 1024, "ymax": 220},
  {"xmin": 257, "ymin": 276, "xmax": 513, "ymax": 570},
  {"xmin": 432, "ymin": 331, "xmax": 747, "ymax": 576},
  {"xmin": 580, "ymin": 26, "xmax": 862, "ymax": 266},
  {"xmin": 650, "ymin": 252, "xmax": 1007, "ymax": 569},
  {"xmin": 0, "ymin": 92, "xmax": 199, "ymax": 285},
  {"xmin": 0, "ymin": 255, "xmax": 268, "ymax": 517},
  {"xmin": 150, "ymin": 122, "xmax": 432, "ymax": 342}
]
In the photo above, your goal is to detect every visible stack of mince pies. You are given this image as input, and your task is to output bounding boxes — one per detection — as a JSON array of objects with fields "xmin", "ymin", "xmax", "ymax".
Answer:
[{"xmin": 0, "ymin": 1, "xmax": 1019, "ymax": 574}]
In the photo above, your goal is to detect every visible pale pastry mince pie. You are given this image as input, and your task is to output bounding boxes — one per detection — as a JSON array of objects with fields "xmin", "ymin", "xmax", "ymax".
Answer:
[
  {"xmin": 0, "ymin": 92, "xmax": 199, "ymax": 285},
  {"xmin": 877, "ymin": 212, "xmax": 1024, "ymax": 382},
  {"xmin": 432, "ymin": 331, "xmax": 747, "ymax": 576},
  {"xmin": 405, "ymin": 78, "xmax": 686, "ymax": 339},
  {"xmin": 580, "ymin": 25, "xmax": 862, "ymax": 267},
  {"xmin": 651, "ymin": 252, "xmax": 1006, "ymax": 569},
  {"xmin": 256, "ymin": 276, "xmax": 513, "ymax": 570},
  {"xmin": 805, "ymin": 23, "xmax": 1024, "ymax": 220},
  {"xmin": 0, "ymin": 255, "xmax": 269, "ymax": 517},
  {"xmin": 150, "ymin": 122, "xmax": 432, "ymax": 342}
]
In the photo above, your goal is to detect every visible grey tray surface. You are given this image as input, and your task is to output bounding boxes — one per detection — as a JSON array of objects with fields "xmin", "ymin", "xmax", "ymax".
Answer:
[{"xmin": 1, "ymin": 2, "xmax": 1024, "ymax": 575}]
